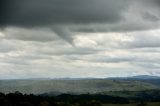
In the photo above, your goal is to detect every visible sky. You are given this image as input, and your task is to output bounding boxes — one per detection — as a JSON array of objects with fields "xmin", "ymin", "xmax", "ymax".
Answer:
[{"xmin": 0, "ymin": 0, "xmax": 160, "ymax": 79}]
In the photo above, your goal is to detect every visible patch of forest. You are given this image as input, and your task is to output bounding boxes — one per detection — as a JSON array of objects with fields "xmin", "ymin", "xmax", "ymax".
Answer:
[{"xmin": 0, "ymin": 90, "xmax": 160, "ymax": 106}]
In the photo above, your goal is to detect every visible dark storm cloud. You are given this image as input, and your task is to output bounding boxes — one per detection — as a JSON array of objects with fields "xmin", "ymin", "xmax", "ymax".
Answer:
[
  {"xmin": 0, "ymin": 0, "xmax": 127, "ymax": 27},
  {"xmin": 0, "ymin": 0, "xmax": 160, "ymax": 31},
  {"xmin": 0, "ymin": 0, "xmax": 130, "ymax": 44},
  {"xmin": 148, "ymin": 0, "xmax": 160, "ymax": 6},
  {"xmin": 0, "ymin": 0, "xmax": 160, "ymax": 45},
  {"xmin": 142, "ymin": 12, "xmax": 159, "ymax": 22}
]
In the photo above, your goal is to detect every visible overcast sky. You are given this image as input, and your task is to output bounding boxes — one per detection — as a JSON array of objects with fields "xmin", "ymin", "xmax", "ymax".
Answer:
[{"xmin": 0, "ymin": 0, "xmax": 160, "ymax": 79}]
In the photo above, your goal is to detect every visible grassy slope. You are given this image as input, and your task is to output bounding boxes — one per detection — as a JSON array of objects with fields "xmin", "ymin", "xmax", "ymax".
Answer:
[{"xmin": 0, "ymin": 79, "xmax": 159, "ymax": 94}]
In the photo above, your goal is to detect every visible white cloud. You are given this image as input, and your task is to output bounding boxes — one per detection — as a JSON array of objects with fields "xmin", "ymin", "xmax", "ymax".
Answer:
[{"xmin": 0, "ymin": 28, "xmax": 160, "ymax": 79}]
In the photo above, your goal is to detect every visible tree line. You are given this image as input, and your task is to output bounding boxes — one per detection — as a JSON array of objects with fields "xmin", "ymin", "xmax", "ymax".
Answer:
[{"xmin": 0, "ymin": 90, "xmax": 160, "ymax": 106}]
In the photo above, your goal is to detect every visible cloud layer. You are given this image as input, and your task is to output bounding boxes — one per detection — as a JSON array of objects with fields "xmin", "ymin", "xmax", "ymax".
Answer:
[{"xmin": 0, "ymin": 0, "xmax": 160, "ymax": 79}]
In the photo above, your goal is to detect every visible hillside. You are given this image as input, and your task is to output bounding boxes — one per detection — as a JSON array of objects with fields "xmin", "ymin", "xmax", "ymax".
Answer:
[{"xmin": 0, "ymin": 76, "xmax": 160, "ymax": 94}]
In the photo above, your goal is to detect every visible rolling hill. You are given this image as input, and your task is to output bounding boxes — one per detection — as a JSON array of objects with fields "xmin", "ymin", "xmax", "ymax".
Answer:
[{"xmin": 0, "ymin": 75, "xmax": 160, "ymax": 94}]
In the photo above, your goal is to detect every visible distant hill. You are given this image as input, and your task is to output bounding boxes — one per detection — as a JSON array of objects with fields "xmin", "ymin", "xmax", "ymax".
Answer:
[
  {"xmin": 130, "ymin": 75, "xmax": 160, "ymax": 79},
  {"xmin": 0, "ymin": 76, "xmax": 160, "ymax": 94},
  {"xmin": 107, "ymin": 75, "xmax": 160, "ymax": 80}
]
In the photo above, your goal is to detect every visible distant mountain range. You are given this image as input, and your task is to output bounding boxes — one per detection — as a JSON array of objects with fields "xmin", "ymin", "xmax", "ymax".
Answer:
[
  {"xmin": 130, "ymin": 75, "xmax": 160, "ymax": 79},
  {"xmin": 108, "ymin": 75, "xmax": 160, "ymax": 80},
  {"xmin": 51, "ymin": 75, "xmax": 160, "ymax": 80}
]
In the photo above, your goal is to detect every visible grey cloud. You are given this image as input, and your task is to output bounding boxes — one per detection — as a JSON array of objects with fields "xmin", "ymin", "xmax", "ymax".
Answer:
[
  {"xmin": 142, "ymin": 12, "xmax": 160, "ymax": 22},
  {"xmin": 72, "ymin": 0, "xmax": 160, "ymax": 33},
  {"xmin": 0, "ymin": 54, "xmax": 52, "ymax": 66},
  {"xmin": 0, "ymin": 0, "xmax": 127, "ymax": 27},
  {"xmin": 91, "ymin": 56, "xmax": 135, "ymax": 63},
  {"xmin": 131, "ymin": 48, "xmax": 160, "ymax": 53},
  {"xmin": 132, "ymin": 62, "xmax": 160, "ymax": 69},
  {"xmin": 128, "ymin": 33, "xmax": 160, "ymax": 48},
  {"xmin": 102, "ymin": 31, "xmax": 160, "ymax": 49},
  {"xmin": 145, "ymin": 0, "xmax": 160, "ymax": 7},
  {"xmin": 2, "ymin": 27, "xmax": 59, "ymax": 42},
  {"xmin": 0, "ymin": 40, "xmax": 16, "ymax": 53},
  {"xmin": 85, "ymin": 55, "xmax": 142, "ymax": 64},
  {"xmin": 36, "ymin": 46, "xmax": 100, "ymax": 56}
]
